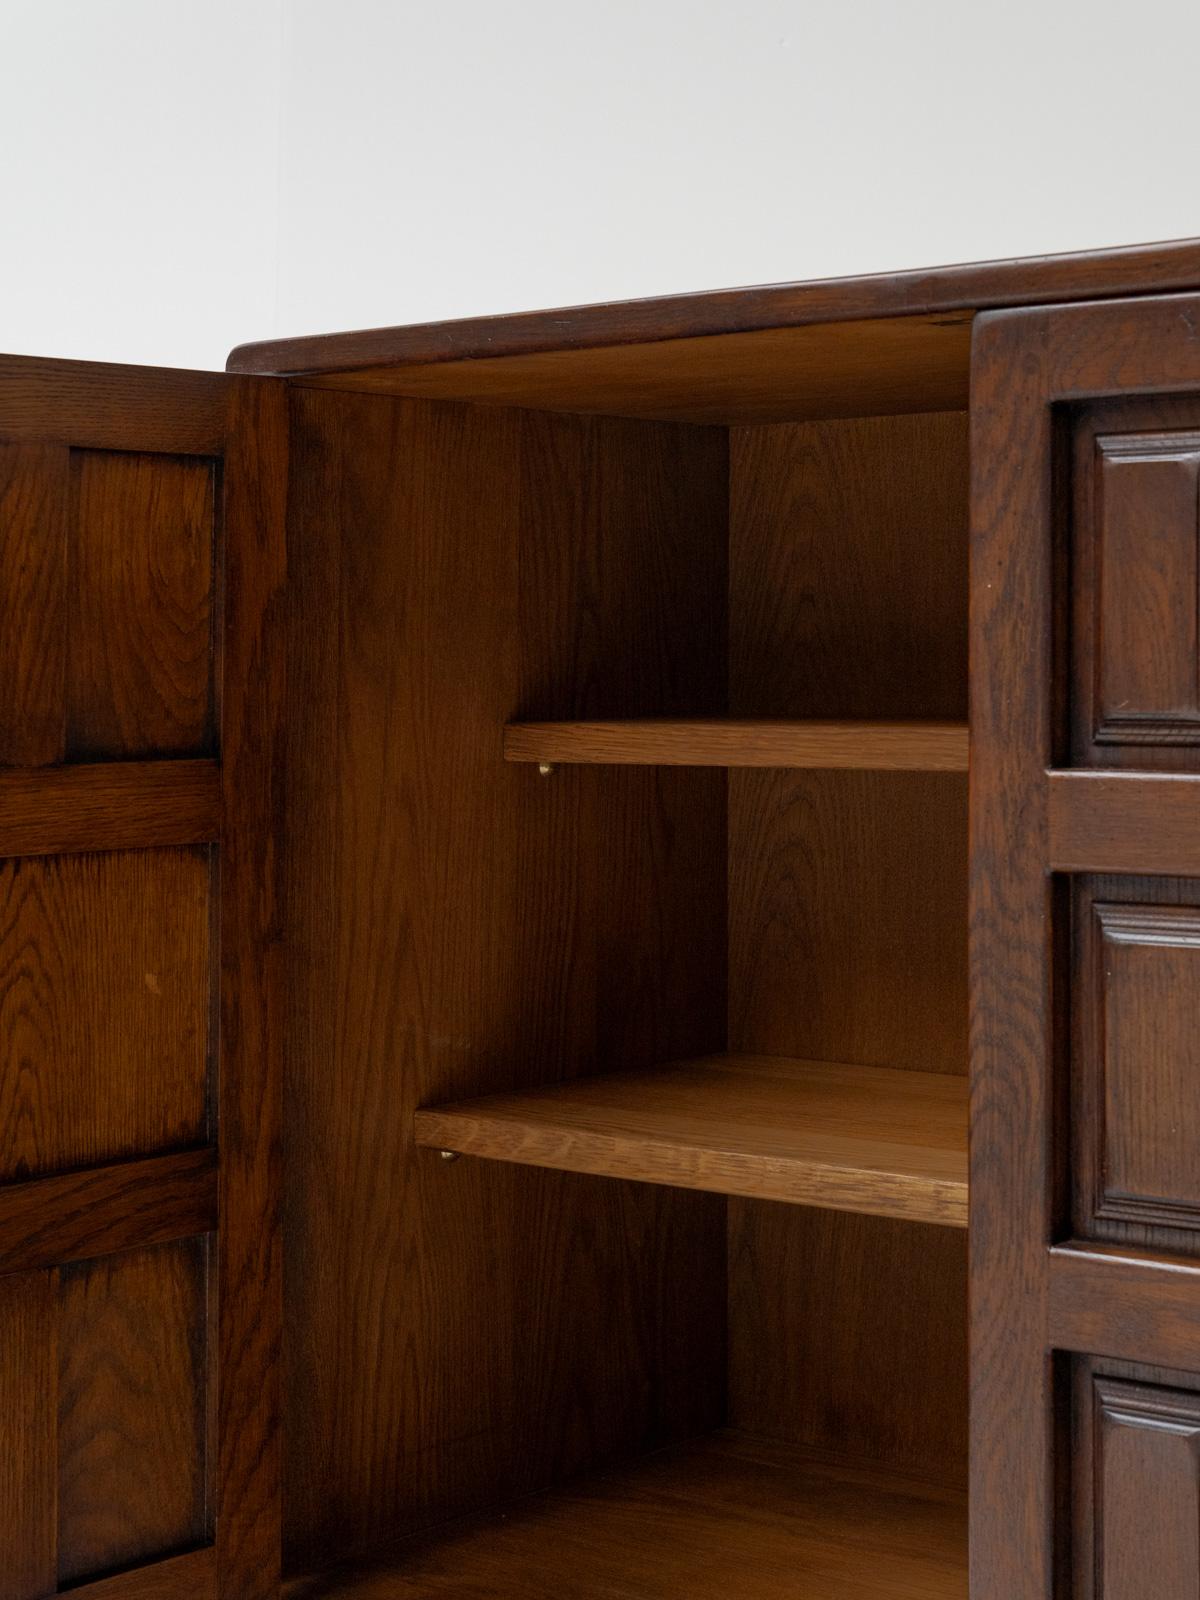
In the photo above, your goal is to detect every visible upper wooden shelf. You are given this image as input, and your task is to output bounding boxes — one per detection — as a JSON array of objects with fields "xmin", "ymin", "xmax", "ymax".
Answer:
[
  {"xmin": 415, "ymin": 1054, "xmax": 968, "ymax": 1227},
  {"xmin": 503, "ymin": 717, "xmax": 968, "ymax": 771}
]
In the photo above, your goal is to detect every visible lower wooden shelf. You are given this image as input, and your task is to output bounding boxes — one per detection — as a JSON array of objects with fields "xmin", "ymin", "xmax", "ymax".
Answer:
[
  {"xmin": 415, "ymin": 1054, "xmax": 967, "ymax": 1227},
  {"xmin": 286, "ymin": 1431, "xmax": 967, "ymax": 1599}
]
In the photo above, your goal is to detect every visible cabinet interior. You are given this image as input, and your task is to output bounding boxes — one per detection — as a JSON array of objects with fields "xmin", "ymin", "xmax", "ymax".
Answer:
[{"xmin": 283, "ymin": 317, "xmax": 972, "ymax": 1596}]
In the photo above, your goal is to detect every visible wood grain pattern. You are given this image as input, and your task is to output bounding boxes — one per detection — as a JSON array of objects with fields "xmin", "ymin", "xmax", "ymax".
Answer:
[
  {"xmin": 57, "ymin": 1238, "xmax": 208, "ymax": 1587},
  {"xmin": 1050, "ymin": 1245, "xmax": 1200, "ymax": 1370},
  {"xmin": 66, "ymin": 1546, "xmax": 216, "ymax": 1600},
  {"xmin": 0, "ymin": 442, "xmax": 67, "ymax": 766},
  {"xmin": 1049, "ymin": 770, "xmax": 1200, "ymax": 876},
  {"xmin": 728, "ymin": 1208, "xmax": 969, "ymax": 1486},
  {"xmin": 504, "ymin": 717, "xmax": 968, "ymax": 769},
  {"xmin": 0, "ymin": 847, "xmax": 211, "ymax": 1182},
  {"xmin": 286, "ymin": 314, "xmax": 973, "ymax": 425},
  {"xmin": 283, "ymin": 387, "xmax": 725, "ymax": 1571},
  {"xmin": 417, "ymin": 1055, "xmax": 967, "ymax": 1224},
  {"xmin": 68, "ymin": 449, "xmax": 215, "ymax": 760},
  {"xmin": 0, "ymin": 354, "xmax": 227, "ymax": 454},
  {"xmin": 0, "ymin": 759, "xmax": 220, "ymax": 858},
  {"xmin": 0, "ymin": 1148, "xmax": 217, "ymax": 1276},
  {"xmin": 212, "ymin": 376, "xmax": 287, "ymax": 1598},
  {"xmin": 227, "ymin": 235, "xmax": 1200, "ymax": 377},
  {"xmin": 730, "ymin": 414, "xmax": 969, "ymax": 722},
  {"xmin": 0, "ymin": 1269, "xmax": 57, "ymax": 1599},
  {"xmin": 1070, "ymin": 395, "xmax": 1200, "ymax": 768},
  {"xmin": 725, "ymin": 408, "xmax": 970, "ymax": 1479},
  {"xmin": 285, "ymin": 1430, "xmax": 967, "ymax": 1599}
]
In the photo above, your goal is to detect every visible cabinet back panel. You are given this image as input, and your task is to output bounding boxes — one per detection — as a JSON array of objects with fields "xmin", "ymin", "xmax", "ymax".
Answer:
[
  {"xmin": 726, "ymin": 412, "xmax": 969, "ymax": 1480},
  {"xmin": 283, "ymin": 389, "xmax": 727, "ymax": 1573}
]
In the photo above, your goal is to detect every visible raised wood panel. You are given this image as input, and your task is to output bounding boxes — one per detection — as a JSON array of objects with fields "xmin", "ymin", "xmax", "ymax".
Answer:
[
  {"xmin": 0, "ymin": 1270, "xmax": 57, "ymax": 1600},
  {"xmin": 1071, "ymin": 396, "xmax": 1200, "ymax": 769},
  {"xmin": 284, "ymin": 388, "xmax": 725, "ymax": 1570},
  {"xmin": 1073, "ymin": 878, "xmax": 1200, "ymax": 1244},
  {"xmin": 728, "ymin": 1207, "xmax": 968, "ymax": 1487},
  {"xmin": 1071, "ymin": 1368, "xmax": 1200, "ymax": 1600},
  {"xmin": 57, "ymin": 1238, "xmax": 209, "ymax": 1587},
  {"xmin": 0, "ymin": 847, "xmax": 211, "ymax": 1183},
  {"xmin": 68, "ymin": 449, "xmax": 215, "ymax": 761},
  {"xmin": 0, "ymin": 442, "xmax": 68, "ymax": 766}
]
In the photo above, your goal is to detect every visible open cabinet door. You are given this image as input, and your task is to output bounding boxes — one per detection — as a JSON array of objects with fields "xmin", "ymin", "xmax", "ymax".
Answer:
[
  {"xmin": 972, "ymin": 294, "xmax": 1200, "ymax": 1600},
  {"xmin": 0, "ymin": 357, "xmax": 285, "ymax": 1600}
]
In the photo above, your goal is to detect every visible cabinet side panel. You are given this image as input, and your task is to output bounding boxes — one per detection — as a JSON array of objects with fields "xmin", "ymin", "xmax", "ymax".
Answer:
[
  {"xmin": 283, "ymin": 389, "xmax": 728, "ymax": 1573},
  {"xmin": 726, "ymin": 412, "xmax": 969, "ymax": 1481}
]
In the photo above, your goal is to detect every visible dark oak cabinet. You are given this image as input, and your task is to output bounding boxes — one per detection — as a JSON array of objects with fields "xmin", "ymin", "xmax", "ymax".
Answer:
[{"xmin": 3, "ymin": 241, "xmax": 1200, "ymax": 1597}]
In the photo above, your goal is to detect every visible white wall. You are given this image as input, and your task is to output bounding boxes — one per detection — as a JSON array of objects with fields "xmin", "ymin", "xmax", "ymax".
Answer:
[
  {"xmin": 3, "ymin": 0, "xmax": 1199, "ymax": 371},
  {"xmin": 0, "ymin": 0, "xmax": 282, "ymax": 370}
]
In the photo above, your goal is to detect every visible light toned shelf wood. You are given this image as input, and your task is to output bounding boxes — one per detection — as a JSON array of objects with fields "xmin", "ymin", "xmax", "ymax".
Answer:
[
  {"xmin": 286, "ymin": 1430, "xmax": 968, "ymax": 1599},
  {"xmin": 503, "ymin": 717, "xmax": 969, "ymax": 770},
  {"xmin": 415, "ymin": 1054, "xmax": 967, "ymax": 1227}
]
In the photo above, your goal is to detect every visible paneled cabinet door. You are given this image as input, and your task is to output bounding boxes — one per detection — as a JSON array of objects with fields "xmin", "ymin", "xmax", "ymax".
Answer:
[
  {"xmin": 0, "ymin": 357, "xmax": 285, "ymax": 1600},
  {"xmin": 972, "ymin": 294, "xmax": 1200, "ymax": 1600}
]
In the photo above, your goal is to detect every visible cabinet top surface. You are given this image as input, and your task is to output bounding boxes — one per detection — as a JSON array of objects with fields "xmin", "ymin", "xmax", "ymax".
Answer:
[{"xmin": 228, "ymin": 236, "xmax": 1200, "ymax": 380}]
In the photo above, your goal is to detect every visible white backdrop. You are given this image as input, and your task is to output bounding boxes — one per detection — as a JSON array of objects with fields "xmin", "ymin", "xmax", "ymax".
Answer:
[{"xmin": 3, "ymin": 0, "xmax": 1199, "ymax": 371}]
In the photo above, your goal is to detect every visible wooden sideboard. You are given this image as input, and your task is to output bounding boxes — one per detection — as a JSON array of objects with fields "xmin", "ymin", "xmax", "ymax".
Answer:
[{"xmin": 4, "ymin": 237, "xmax": 1200, "ymax": 1597}]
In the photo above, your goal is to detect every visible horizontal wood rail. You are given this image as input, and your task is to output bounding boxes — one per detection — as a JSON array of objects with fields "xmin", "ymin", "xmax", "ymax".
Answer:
[
  {"xmin": 64, "ymin": 1546, "xmax": 216, "ymax": 1600},
  {"xmin": 1047, "ymin": 769, "xmax": 1200, "ymax": 876},
  {"xmin": 0, "ymin": 1148, "xmax": 218, "ymax": 1275},
  {"xmin": 504, "ymin": 719, "xmax": 969, "ymax": 771},
  {"xmin": 416, "ymin": 1055, "xmax": 968, "ymax": 1226},
  {"xmin": 0, "ymin": 759, "xmax": 221, "ymax": 858},
  {"xmin": 1049, "ymin": 1243, "xmax": 1200, "ymax": 1369}
]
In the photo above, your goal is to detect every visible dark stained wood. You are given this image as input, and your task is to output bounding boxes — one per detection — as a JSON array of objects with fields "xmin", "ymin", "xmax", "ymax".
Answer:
[
  {"xmin": 213, "ymin": 376, "xmax": 287, "ymax": 1599},
  {"xmin": 968, "ymin": 306, "xmax": 1057, "ymax": 1600},
  {"xmin": 0, "ymin": 354, "xmax": 227, "ymax": 454},
  {"xmin": 285, "ymin": 314, "xmax": 973, "ymax": 425},
  {"xmin": 504, "ymin": 716, "xmax": 968, "ymax": 769},
  {"xmin": 0, "ymin": 759, "xmax": 221, "ymax": 858},
  {"xmin": 0, "ymin": 847, "xmax": 211, "ymax": 1183},
  {"xmin": 0, "ymin": 1270, "xmax": 57, "ymax": 1599},
  {"xmin": 1050, "ymin": 1244, "xmax": 1200, "ymax": 1370},
  {"xmin": 57, "ymin": 1239, "xmax": 208, "ymax": 1586},
  {"xmin": 417, "ymin": 1055, "xmax": 967, "ymax": 1225},
  {"xmin": 0, "ymin": 357, "xmax": 284, "ymax": 1600},
  {"xmin": 282, "ymin": 386, "xmax": 725, "ymax": 1570},
  {"xmin": 1072, "ymin": 878, "xmax": 1200, "ymax": 1243},
  {"xmin": 66, "ymin": 1546, "xmax": 216, "ymax": 1600},
  {"xmin": 0, "ymin": 1148, "xmax": 217, "ymax": 1276},
  {"xmin": 227, "ymin": 236, "xmax": 1200, "ymax": 378},
  {"xmin": 730, "ymin": 413, "xmax": 969, "ymax": 721},
  {"xmin": 284, "ymin": 1430, "xmax": 967, "ymax": 1599},
  {"xmin": 1070, "ymin": 394, "xmax": 1200, "ymax": 770},
  {"xmin": 723, "ymin": 407, "xmax": 970, "ymax": 1482},
  {"xmin": 1048, "ymin": 770, "xmax": 1200, "ymax": 875},
  {"xmin": 0, "ymin": 442, "xmax": 67, "ymax": 766},
  {"xmin": 68, "ymin": 449, "xmax": 215, "ymax": 760},
  {"xmin": 1070, "ymin": 1360, "xmax": 1200, "ymax": 1600},
  {"xmin": 729, "ymin": 1209, "xmax": 969, "ymax": 1487}
]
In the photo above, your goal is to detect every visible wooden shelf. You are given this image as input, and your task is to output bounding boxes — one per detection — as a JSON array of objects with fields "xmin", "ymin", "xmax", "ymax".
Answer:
[
  {"xmin": 415, "ymin": 1054, "xmax": 967, "ymax": 1227},
  {"xmin": 503, "ymin": 717, "xmax": 969, "ymax": 770},
  {"xmin": 286, "ymin": 1431, "xmax": 967, "ymax": 1599}
]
